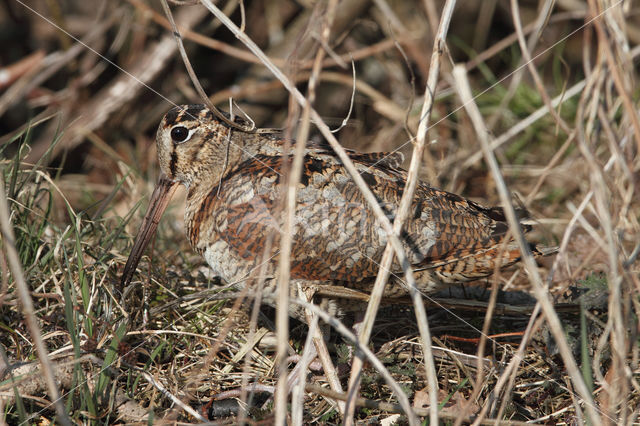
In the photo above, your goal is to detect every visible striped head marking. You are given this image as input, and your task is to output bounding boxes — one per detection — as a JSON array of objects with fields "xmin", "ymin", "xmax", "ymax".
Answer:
[
  {"xmin": 122, "ymin": 104, "xmax": 241, "ymax": 289},
  {"xmin": 156, "ymin": 104, "xmax": 241, "ymax": 188}
]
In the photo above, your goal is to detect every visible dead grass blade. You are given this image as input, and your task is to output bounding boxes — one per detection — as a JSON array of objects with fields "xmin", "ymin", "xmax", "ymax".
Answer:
[
  {"xmin": 0, "ymin": 174, "xmax": 71, "ymax": 426},
  {"xmin": 453, "ymin": 64, "xmax": 602, "ymax": 425},
  {"xmin": 345, "ymin": 1, "xmax": 457, "ymax": 424}
]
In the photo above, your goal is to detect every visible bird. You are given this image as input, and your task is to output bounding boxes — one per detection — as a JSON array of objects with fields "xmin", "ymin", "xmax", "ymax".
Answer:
[{"xmin": 121, "ymin": 104, "xmax": 551, "ymax": 318}]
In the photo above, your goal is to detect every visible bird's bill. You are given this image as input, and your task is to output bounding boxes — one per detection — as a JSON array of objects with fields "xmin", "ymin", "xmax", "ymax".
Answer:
[{"xmin": 120, "ymin": 174, "xmax": 179, "ymax": 288}]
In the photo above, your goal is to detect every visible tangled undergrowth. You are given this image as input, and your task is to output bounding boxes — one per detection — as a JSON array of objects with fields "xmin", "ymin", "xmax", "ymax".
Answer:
[{"xmin": 1, "ymin": 0, "xmax": 639, "ymax": 424}]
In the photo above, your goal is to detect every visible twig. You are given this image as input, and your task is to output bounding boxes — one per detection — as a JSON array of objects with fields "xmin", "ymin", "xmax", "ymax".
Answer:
[
  {"xmin": 487, "ymin": 0, "xmax": 557, "ymax": 131},
  {"xmin": 458, "ymin": 79, "xmax": 585, "ymax": 170},
  {"xmin": 465, "ymin": 10, "xmax": 587, "ymax": 72},
  {"xmin": 290, "ymin": 299, "xmax": 418, "ymax": 423},
  {"xmin": 0, "ymin": 175, "xmax": 71, "ymax": 426},
  {"xmin": 160, "ymin": 0, "xmax": 256, "ymax": 132},
  {"xmin": 128, "ymin": 0, "xmax": 410, "ymax": 71},
  {"xmin": 452, "ymin": 64, "xmax": 602, "ymax": 426},
  {"xmin": 372, "ymin": 0, "xmax": 430, "ymax": 77},
  {"xmin": 344, "ymin": 1, "xmax": 457, "ymax": 424},
  {"xmin": 588, "ymin": 0, "xmax": 640, "ymax": 155},
  {"xmin": 137, "ymin": 369, "xmax": 206, "ymax": 421},
  {"xmin": 304, "ymin": 384, "xmax": 533, "ymax": 426},
  {"xmin": 0, "ymin": 50, "xmax": 45, "ymax": 90},
  {"xmin": 510, "ymin": 0, "xmax": 571, "ymax": 135},
  {"xmin": 237, "ymin": 239, "xmax": 279, "ymax": 424},
  {"xmin": 491, "ymin": 308, "xmax": 545, "ymax": 423},
  {"xmin": 577, "ymin": 3, "xmax": 629, "ymax": 416},
  {"xmin": 209, "ymin": 70, "xmax": 417, "ymax": 132},
  {"xmin": 291, "ymin": 304, "xmax": 320, "ymax": 424},
  {"xmin": 0, "ymin": 11, "xmax": 117, "ymax": 119},
  {"xmin": 275, "ymin": 2, "xmax": 344, "ymax": 421},
  {"xmin": 453, "ymin": 264, "xmax": 506, "ymax": 426}
]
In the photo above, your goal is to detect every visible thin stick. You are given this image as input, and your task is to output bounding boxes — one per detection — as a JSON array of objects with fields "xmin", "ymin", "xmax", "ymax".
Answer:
[
  {"xmin": 304, "ymin": 384, "xmax": 533, "ymax": 426},
  {"xmin": 274, "ymin": 0, "xmax": 341, "ymax": 419},
  {"xmin": 486, "ymin": 0, "xmax": 555, "ymax": 131},
  {"xmin": 458, "ymin": 79, "xmax": 585, "ymax": 169},
  {"xmin": 290, "ymin": 299, "xmax": 419, "ymax": 423},
  {"xmin": 160, "ymin": 0, "xmax": 254, "ymax": 132},
  {"xmin": 492, "ymin": 311, "xmax": 546, "ymax": 423},
  {"xmin": 128, "ymin": 0, "xmax": 410, "ymax": 70},
  {"xmin": 292, "ymin": 304, "xmax": 320, "ymax": 424},
  {"xmin": 465, "ymin": 10, "xmax": 587, "ymax": 72},
  {"xmin": 137, "ymin": 369, "xmax": 207, "ymax": 421},
  {"xmin": 577, "ymin": 3, "xmax": 629, "ymax": 415},
  {"xmin": 293, "ymin": 0, "xmax": 345, "ymax": 414},
  {"xmin": 510, "ymin": 0, "xmax": 571, "ymax": 134},
  {"xmin": 237, "ymin": 240, "xmax": 277, "ymax": 424},
  {"xmin": 344, "ymin": 1, "xmax": 456, "ymax": 424},
  {"xmin": 452, "ymin": 64, "xmax": 602, "ymax": 426},
  {"xmin": 0, "ymin": 13, "xmax": 118, "ymax": 119},
  {"xmin": 274, "ymin": 15, "xmax": 322, "ymax": 425},
  {"xmin": 0, "ymin": 175, "xmax": 72, "ymax": 426},
  {"xmin": 588, "ymin": 0, "xmax": 640, "ymax": 154},
  {"xmin": 453, "ymin": 267, "xmax": 504, "ymax": 426}
]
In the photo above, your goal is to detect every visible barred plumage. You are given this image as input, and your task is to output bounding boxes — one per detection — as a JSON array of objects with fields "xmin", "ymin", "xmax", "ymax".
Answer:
[{"xmin": 121, "ymin": 104, "xmax": 551, "ymax": 314}]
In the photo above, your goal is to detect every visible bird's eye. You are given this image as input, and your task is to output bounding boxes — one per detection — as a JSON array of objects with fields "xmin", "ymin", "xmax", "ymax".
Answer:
[{"xmin": 170, "ymin": 126, "xmax": 191, "ymax": 143}]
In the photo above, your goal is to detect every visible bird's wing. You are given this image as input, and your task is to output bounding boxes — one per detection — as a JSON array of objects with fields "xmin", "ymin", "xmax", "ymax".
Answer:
[{"xmin": 212, "ymin": 151, "xmax": 532, "ymax": 282}]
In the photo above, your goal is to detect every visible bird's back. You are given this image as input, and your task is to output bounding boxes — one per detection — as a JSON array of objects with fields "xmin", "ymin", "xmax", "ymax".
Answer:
[{"xmin": 184, "ymin": 139, "xmax": 541, "ymax": 294}]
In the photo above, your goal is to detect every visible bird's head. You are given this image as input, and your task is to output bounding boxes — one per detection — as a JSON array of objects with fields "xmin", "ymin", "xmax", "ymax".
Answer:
[
  {"xmin": 156, "ymin": 104, "xmax": 245, "ymax": 187},
  {"xmin": 121, "ymin": 104, "xmax": 247, "ymax": 289}
]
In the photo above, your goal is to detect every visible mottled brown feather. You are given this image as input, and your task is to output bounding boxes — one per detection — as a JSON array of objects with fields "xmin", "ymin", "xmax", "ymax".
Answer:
[
  {"xmin": 187, "ymin": 149, "xmax": 535, "ymax": 287},
  {"xmin": 142, "ymin": 104, "xmax": 552, "ymax": 302}
]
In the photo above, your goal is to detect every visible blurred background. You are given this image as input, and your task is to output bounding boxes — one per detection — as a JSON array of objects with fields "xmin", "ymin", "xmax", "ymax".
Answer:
[{"xmin": 1, "ymin": 0, "xmax": 602, "ymax": 216}]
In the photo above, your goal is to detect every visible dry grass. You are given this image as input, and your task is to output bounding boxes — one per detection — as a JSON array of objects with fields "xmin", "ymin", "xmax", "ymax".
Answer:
[{"xmin": 1, "ymin": 0, "xmax": 639, "ymax": 424}]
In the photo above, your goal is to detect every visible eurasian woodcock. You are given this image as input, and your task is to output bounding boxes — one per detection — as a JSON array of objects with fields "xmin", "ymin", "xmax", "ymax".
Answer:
[{"xmin": 121, "ymin": 104, "xmax": 549, "ymax": 316}]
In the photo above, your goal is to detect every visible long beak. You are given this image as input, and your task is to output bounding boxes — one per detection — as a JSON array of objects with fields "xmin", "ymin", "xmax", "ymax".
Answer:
[{"xmin": 121, "ymin": 173, "xmax": 179, "ymax": 288}]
